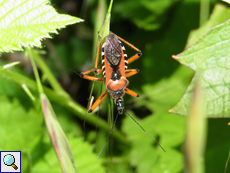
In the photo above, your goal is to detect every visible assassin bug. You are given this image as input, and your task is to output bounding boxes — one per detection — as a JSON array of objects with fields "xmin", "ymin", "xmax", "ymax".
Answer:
[
  {"xmin": 81, "ymin": 32, "xmax": 141, "ymax": 114},
  {"xmin": 81, "ymin": 32, "xmax": 165, "ymax": 153}
]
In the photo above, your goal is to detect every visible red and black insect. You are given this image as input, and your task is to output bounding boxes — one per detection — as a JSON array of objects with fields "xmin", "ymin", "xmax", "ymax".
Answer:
[
  {"xmin": 81, "ymin": 32, "xmax": 165, "ymax": 153},
  {"xmin": 82, "ymin": 32, "xmax": 142, "ymax": 114},
  {"xmin": 81, "ymin": 32, "xmax": 141, "ymax": 114}
]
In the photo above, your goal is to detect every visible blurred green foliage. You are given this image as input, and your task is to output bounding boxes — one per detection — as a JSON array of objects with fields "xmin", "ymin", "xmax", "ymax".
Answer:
[{"xmin": 1, "ymin": 0, "xmax": 230, "ymax": 173}]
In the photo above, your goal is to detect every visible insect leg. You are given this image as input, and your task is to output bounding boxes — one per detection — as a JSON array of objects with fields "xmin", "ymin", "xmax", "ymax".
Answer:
[
  {"xmin": 82, "ymin": 75, "xmax": 104, "ymax": 81},
  {"xmin": 82, "ymin": 69, "xmax": 103, "ymax": 75},
  {"xmin": 125, "ymin": 69, "xmax": 139, "ymax": 78},
  {"xmin": 127, "ymin": 52, "xmax": 142, "ymax": 64},
  {"xmin": 88, "ymin": 91, "xmax": 108, "ymax": 113},
  {"xmin": 81, "ymin": 69, "xmax": 103, "ymax": 81},
  {"xmin": 125, "ymin": 88, "xmax": 139, "ymax": 97},
  {"xmin": 111, "ymin": 32, "xmax": 142, "ymax": 64}
]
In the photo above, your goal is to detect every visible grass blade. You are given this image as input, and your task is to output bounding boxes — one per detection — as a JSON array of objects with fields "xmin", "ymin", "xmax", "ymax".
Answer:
[{"xmin": 41, "ymin": 93, "xmax": 77, "ymax": 173}]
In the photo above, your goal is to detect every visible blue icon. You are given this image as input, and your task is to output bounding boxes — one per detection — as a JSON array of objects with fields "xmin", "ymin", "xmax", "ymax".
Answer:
[{"xmin": 3, "ymin": 154, "xmax": 18, "ymax": 170}]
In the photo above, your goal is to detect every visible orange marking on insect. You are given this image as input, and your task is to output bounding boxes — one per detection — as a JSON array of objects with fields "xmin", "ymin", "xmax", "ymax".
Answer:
[
  {"xmin": 81, "ymin": 32, "xmax": 141, "ymax": 114},
  {"xmin": 117, "ymin": 47, "xmax": 126, "ymax": 77},
  {"xmin": 106, "ymin": 77, "xmax": 128, "ymax": 92},
  {"xmin": 104, "ymin": 52, "xmax": 113, "ymax": 85}
]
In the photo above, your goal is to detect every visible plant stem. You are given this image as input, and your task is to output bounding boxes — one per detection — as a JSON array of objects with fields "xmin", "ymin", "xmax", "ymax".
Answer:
[
  {"xmin": 200, "ymin": 0, "xmax": 210, "ymax": 26},
  {"xmin": 30, "ymin": 49, "xmax": 64, "ymax": 93},
  {"xmin": 0, "ymin": 66, "xmax": 128, "ymax": 145},
  {"xmin": 185, "ymin": 81, "xmax": 206, "ymax": 173},
  {"xmin": 27, "ymin": 49, "xmax": 43, "ymax": 93}
]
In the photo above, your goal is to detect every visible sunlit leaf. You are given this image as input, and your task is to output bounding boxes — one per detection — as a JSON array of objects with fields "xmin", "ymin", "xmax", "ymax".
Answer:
[
  {"xmin": 170, "ymin": 6, "xmax": 230, "ymax": 117},
  {"xmin": 223, "ymin": 0, "xmax": 230, "ymax": 4},
  {"xmin": 0, "ymin": 0, "xmax": 83, "ymax": 52}
]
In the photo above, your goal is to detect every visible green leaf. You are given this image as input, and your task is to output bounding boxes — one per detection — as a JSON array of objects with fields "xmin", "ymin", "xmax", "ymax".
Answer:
[
  {"xmin": 170, "ymin": 6, "xmax": 230, "ymax": 117},
  {"xmin": 186, "ymin": 3, "xmax": 230, "ymax": 47},
  {"xmin": 0, "ymin": 66, "xmax": 127, "ymax": 144},
  {"xmin": 150, "ymin": 149, "xmax": 183, "ymax": 173},
  {"xmin": 0, "ymin": 96, "xmax": 43, "ymax": 172},
  {"xmin": 114, "ymin": 0, "xmax": 179, "ymax": 30},
  {"xmin": 32, "ymin": 148, "xmax": 62, "ymax": 173},
  {"xmin": 0, "ymin": 0, "xmax": 83, "ymax": 52},
  {"xmin": 0, "ymin": 96, "xmax": 43, "ymax": 150},
  {"xmin": 33, "ymin": 135, "xmax": 106, "ymax": 173},
  {"xmin": 122, "ymin": 113, "xmax": 184, "ymax": 173},
  {"xmin": 122, "ymin": 66, "xmax": 193, "ymax": 172},
  {"xmin": 71, "ymin": 138, "xmax": 106, "ymax": 173},
  {"xmin": 0, "ymin": 76, "xmax": 21, "ymax": 96},
  {"xmin": 99, "ymin": 0, "xmax": 113, "ymax": 42},
  {"xmin": 142, "ymin": 66, "xmax": 192, "ymax": 146}
]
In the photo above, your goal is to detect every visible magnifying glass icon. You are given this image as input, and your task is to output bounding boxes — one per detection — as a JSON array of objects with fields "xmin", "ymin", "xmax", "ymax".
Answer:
[{"xmin": 3, "ymin": 154, "xmax": 18, "ymax": 170}]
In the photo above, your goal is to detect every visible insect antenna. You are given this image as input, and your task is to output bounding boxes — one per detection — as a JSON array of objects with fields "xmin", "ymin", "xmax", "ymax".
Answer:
[
  {"xmin": 97, "ymin": 112, "xmax": 120, "ymax": 158},
  {"xmin": 124, "ymin": 109, "xmax": 166, "ymax": 152}
]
